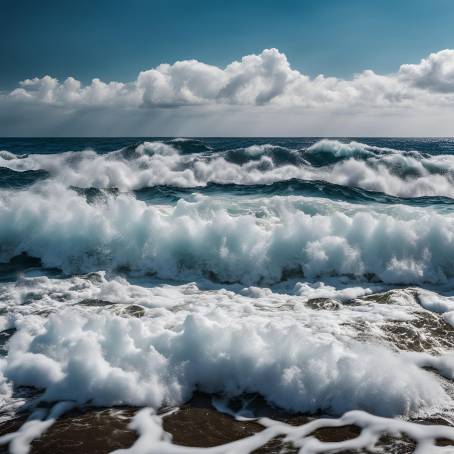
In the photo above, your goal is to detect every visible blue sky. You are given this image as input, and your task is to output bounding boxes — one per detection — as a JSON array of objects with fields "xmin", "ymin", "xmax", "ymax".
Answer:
[{"xmin": 2, "ymin": 0, "xmax": 454, "ymax": 88}]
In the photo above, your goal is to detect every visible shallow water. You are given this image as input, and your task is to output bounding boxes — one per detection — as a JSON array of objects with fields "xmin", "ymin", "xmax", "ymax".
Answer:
[{"xmin": 1, "ymin": 137, "xmax": 454, "ymax": 453}]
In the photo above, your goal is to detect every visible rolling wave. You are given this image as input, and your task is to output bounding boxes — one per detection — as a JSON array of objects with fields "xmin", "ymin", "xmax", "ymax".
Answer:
[
  {"xmin": 1, "ymin": 139, "xmax": 454, "ymax": 198},
  {"xmin": 133, "ymin": 179, "xmax": 454, "ymax": 208}
]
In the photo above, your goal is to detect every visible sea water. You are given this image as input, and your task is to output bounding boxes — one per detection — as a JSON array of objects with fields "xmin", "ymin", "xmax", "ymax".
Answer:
[{"xmin": 1, "ymin": 137, "xmax": 454, "ymax": 453}]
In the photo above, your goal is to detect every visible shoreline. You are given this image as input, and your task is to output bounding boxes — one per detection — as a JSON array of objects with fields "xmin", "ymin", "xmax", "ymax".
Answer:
[{"xmin": 1, "ymin": 393, "xmax": 453, "ymax": 453}]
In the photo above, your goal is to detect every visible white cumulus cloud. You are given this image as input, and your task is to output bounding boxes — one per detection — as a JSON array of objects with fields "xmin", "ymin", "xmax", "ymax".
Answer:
[
  {"xmin": 399, "ymin": 49, "xmax": 454, "ymax": 93},
  {"xmin": 2, "ymin": 48, "xmax": 454, "ymax": 135}
]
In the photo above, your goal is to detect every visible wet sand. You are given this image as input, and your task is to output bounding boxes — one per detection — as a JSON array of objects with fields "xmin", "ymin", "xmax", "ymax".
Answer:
[{"xmin": 3, "ymin": 392, "xmax": 450, "ymax": 453}]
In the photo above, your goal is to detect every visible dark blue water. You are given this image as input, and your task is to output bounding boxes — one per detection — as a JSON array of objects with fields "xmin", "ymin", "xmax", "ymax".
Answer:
[
  {"xmin": 1, "ymin": 137, "xmax": 454, "ymax": 207},
  {"xmin": 2, "ymin": 137, "xmax": 454, "ymax": 155}
]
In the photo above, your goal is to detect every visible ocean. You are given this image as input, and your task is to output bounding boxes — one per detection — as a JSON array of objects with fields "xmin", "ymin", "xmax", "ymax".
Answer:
[{"xmin": 1, "ymin": 137, "xmax": 454, "ymax": 453}]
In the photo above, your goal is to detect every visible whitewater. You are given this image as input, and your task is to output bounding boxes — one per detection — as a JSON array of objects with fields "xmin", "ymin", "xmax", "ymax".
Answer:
[{"xmin": 1, "ymin": 137, "xmax": 454, "ymax": 453}]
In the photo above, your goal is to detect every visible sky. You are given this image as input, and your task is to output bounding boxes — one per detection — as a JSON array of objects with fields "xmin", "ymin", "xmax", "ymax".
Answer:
[{"xmin": 1, "ymin": 0, "xmax": 454, "ymax": 136}]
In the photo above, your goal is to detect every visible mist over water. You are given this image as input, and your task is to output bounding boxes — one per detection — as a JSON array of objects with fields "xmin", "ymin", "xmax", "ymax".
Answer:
[{"xmin": 1, "ymin": 137, "xmax": 454, "ymax": 453}]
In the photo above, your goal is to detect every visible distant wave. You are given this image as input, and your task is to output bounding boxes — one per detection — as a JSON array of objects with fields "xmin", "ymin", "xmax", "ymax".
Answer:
[
  {"xmin": 1, "ymin": 139, "xmax": 454, "ymax": 197},
  {"xmin": 1, "ymin": 182, "xmax": 454, "ymax": 284}
]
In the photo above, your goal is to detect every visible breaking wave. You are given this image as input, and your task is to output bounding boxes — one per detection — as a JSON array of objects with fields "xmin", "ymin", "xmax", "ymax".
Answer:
[
  {"xmin": 1, "ymin": 139, "xmax": 454, "ymax": 197},
  {"xmin": 1, "ymin": 182, "xmax": 454, "ymax": 284}
]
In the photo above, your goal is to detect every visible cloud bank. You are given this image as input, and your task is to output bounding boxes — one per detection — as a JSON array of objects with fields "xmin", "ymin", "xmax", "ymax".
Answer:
[{"xmin": 2, "ymin": 49, "xmax": 454, "ymax": 135}]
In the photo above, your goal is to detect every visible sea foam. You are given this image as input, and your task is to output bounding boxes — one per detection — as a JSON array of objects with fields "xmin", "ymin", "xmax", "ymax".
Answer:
[
  {"xmin": 1, "ymin": 183, "xmax": 454, "ymax": 284},
  {"xmin": 1, "ymin": 297, "xmax": 447, "ymax": 416},
  {"xmin": 1, "ymin": 271, "xmax": 454, "ymax": 452},
  {"xmin": 1, "ymin": 139, "xmax": 454, "ymax": 197}
]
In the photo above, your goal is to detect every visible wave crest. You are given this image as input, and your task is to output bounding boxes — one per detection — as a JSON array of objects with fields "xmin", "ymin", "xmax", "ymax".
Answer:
[
  {"xmin": 1, "ymin": 139, "xmax": 454, "ymax": 198},
  {"xmin": 1, "ymin": 183, "xmax": 454, "ymax": 284}
]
